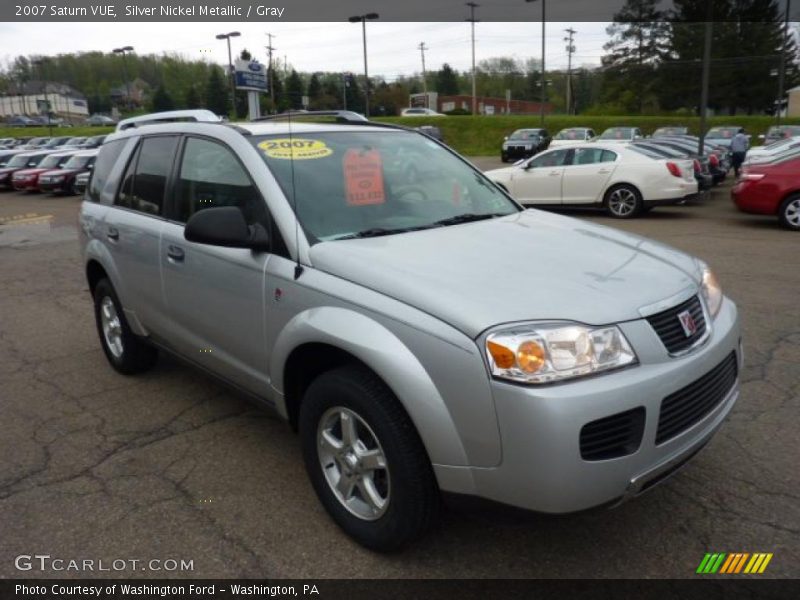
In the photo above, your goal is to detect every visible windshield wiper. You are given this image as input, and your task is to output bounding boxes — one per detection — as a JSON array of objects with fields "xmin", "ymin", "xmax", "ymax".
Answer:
[
  {"xmin": 334, "ymin": 225, "xmax": 433, "ymax": 240},
  {"xmin": 432, "ymin": 212, "xmax": 505, "ymax": 227}
]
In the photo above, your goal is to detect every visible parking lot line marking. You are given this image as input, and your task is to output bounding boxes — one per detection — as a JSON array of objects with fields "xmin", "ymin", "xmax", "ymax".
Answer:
[{"xmin": 0, "ymin": 214, "xmax": 54, "ymax": 226}]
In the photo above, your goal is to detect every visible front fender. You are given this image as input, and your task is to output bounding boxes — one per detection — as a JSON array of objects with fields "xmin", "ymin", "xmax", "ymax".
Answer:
[{"xmin": 270, "ymin": 306, "xmax": 470, "ymax": 467}]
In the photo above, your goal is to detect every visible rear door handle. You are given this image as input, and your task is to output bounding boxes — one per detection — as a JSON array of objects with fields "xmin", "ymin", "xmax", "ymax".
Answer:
[
  {"xmin": 106, "ymin": 226, "xmax": 119, "ymax": 241},
  {"xmin": 167, "ymin": 245, "xmax": 185, "ymax": 262},
  {"xmin": 548, "ymin": 170, "xmax": 561, "ymax": 176},
  {"xmin": 598, "ymin": 169, "xmax": 611, "ymax": 174}
]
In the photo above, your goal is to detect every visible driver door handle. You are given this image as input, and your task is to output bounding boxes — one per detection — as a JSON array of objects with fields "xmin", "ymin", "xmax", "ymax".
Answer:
[
  {"xmin": 597, "ymin": 169, "xmax": 612, "ymax": 174},
  {"xmin": 106, "ymin": 226, "xmax": 119, "ymax": 241},
  {"xmin": 167, "ymin": 245, "xmax": 185, "ymax": 262},
  {"xmin": 548, "ymin": 170, "xmax": 561, "ymax": 176}
]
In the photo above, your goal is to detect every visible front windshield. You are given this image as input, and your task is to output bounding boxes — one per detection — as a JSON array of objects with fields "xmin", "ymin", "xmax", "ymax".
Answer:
[
  {"xmin": 7, "ymin": 154, "xmax": 38, "ymax": 167},
  {"xmin": 707, "ymin": 127, "xmax": 738, "ymax": 139},
  {"xmin": 252, "ymin": 130, "xmax": 519, "ymax": 242},
  {"xmin": 39, "ymin": 154, "xmax": 66, "ymax": 168},
  {"xmin": 509, "ymin": 130, "xmax": 540, "ymax": 140},
  {"xmin": 63, "ymin": 155, "xmax": 92, "ymax": 169},
  {"xmin": 599, "ymin": 128, "xmax": 633, "ymax": 139},
  {"xmin": 554, "ymin": 129, "xmax": 584, "ymax": 140}
]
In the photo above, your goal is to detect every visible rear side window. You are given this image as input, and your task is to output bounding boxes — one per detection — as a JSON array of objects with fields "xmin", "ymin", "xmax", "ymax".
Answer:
[
  {"xmin": 88, "ymin": 139, "xmax": 126, "ymax": 203},
  {"xmin": 116, "ymin": 136, "xmax": 178, "ymax": 216}
]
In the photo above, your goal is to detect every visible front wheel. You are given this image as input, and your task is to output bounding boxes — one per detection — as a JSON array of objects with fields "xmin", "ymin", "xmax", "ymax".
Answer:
[
  {"xmin": 778, "ymin": 194, "xmax": 800, "ymax": 230},
  {"xmin": 604, "ymin": 184, "xmax": 643, "ymax": 219},
  {"xmin": 299, "ymin": 365, "xmax": 439, "ymax": 551}
]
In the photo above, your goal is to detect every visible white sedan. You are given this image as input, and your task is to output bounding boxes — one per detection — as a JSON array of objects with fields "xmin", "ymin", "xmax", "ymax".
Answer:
[
  {"xmin": 549, "ymin": 127, "xmax": 597, "ymax": 147},
  {"xmin": 400, "ymin": 107, "xmax": 445, "ymax": 117},
  {"xmin": 486, "ymin": 144, "xmax": 698, "ymax": 218}
]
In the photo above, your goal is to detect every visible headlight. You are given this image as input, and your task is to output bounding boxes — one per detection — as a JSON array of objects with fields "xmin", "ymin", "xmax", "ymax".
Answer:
[
  {"xmin": 485, "ymin": 323, "xmax": 637, "ymax": 384},
  {"xmin": 701, "ymin": 265, "xmax": 723, "ymax": 318},
  {"xmin": 52, "ymin": 176, "xmax": 64, "ymax": 182}
]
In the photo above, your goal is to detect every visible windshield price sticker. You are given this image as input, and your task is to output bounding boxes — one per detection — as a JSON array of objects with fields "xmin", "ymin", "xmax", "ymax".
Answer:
[
  {"xmin": 258, "ymin": 139, "xmax": 333, "ymax": 160},
  {"xmin": 343, "ymin": 148, "xmax": 386, "ymax": 206}
]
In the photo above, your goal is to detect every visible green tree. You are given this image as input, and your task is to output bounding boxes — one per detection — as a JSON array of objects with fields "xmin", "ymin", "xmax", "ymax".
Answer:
[
  {"xmin": 184, "ymin": 85, "xmax": 203, "ymax": 109},
  {"xmin": 602, "ymin": 0, "xmax": 669, "ymax": 113},
  {"xmin": 151, "ymin": 85, "xmax": 175, "ymax": 111},
  {"xmin": 308, "ymin": 73, "xmax": 322, "ymax": 103},
  {"xmin": 285, "ymin": 69, "xmax": 304, "ymax": 109},
  {"xmin": 205, "ymin": 66, "xmax": 230, "ymax": 116},
  {"xmin": 436, "ymin": 63, "xmax": 460, "ymax": 95}
]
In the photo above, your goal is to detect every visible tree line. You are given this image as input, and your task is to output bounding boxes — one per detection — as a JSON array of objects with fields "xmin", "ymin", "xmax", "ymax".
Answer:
[{"xmin": 0, "ymin": 0, "xmax": 795, "ymax": 118}]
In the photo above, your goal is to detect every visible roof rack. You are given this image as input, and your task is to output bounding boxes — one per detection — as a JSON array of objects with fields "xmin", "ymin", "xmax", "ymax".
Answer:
[
  {"xmin": 115, "ymin": 109, "xmax": 223, "ymax": 132},
  {"xmin": 252, "ymin": 110, "xmax": 369, "ymax": 123}
]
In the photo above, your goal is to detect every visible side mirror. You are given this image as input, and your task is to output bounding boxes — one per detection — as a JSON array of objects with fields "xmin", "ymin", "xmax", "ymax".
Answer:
[{"xmin": 184, "ymin": 206, "xmax": 270, "ymax": 251}]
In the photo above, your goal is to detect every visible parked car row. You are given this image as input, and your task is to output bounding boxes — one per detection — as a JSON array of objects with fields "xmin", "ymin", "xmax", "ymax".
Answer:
[
  {"xmin": 0, "ymin": 134, "xmax": 106, "ymax": 151},
  {"xmin": 0, "ymin": 146, "xmax": 97, "ymax": 195}
]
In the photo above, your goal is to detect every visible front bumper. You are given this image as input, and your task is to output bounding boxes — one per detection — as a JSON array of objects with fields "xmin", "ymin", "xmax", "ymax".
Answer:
[
  {"xmin": 502, "ymin": 145, "xmax": 535, "ymax": 160},
  {"xmin": 434, "ymin": 297, "xmax": 740, "ymax": 513},
  {"xmin": 12, "ymin": 179, "xmax": 38, "ymax": 191},
  {"xmin": 38, "ymin": 180, "xmax": 68, "ymax": 192}
]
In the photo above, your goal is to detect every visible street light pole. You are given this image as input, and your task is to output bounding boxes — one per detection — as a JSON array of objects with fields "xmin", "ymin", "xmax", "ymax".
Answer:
[
  {"xmin": 525, "ymin": 0, "xmax": 546, "ymax": 126},
  {"xmin": 33, "ymin": 58, "xmax": 52, "ymax": 137},
  {"xmin": 466, "ymin": 3, "xmax": 479, "ymax": 116},
  {"xmin": 113, "ymin": 46, "xmax": 134, "ymax": 113},
  {"xmin": 348, "ymin": 13, "xmax": 379, "ymax": 118},
  {"xmin": 775, "ymin": 0, "xmax": 791, "ymax": 127},
  {"xmin": 216, "ymin": 31, "xmax": 241, "ymax": 116}
]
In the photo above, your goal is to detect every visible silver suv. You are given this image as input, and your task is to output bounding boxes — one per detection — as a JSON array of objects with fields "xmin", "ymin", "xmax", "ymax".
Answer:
[{"xmin": 80, "ymin": 110, "xmax": 742, "ymax": 551}]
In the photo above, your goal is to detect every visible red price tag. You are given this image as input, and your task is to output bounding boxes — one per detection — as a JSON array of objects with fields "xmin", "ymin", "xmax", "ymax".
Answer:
[{"xmin": 343, "ymin": 148, "xmax": 385, "ymax": 206}]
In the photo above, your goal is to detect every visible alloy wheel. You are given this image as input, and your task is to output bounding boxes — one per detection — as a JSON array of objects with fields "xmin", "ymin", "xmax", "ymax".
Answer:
[
  {"xmin": 608, "ymin": 188, "xmax": 638, "ymax": 217},
  {"xmin": 784, "ymin": 198, "xmax": 800, "ymax": 228},
  {"xmin": 99, "ymin": 296, "xmax": 124, "ymax": 358},
  {"xmin": 317, "ymin": 406, "xmax": 390, "ymax": 521}
]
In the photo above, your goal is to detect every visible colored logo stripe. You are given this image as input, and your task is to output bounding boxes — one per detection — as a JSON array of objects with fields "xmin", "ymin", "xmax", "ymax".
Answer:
[{"xmin": 697, "ymin": 553, "xmax": 773, "ymax": 574}]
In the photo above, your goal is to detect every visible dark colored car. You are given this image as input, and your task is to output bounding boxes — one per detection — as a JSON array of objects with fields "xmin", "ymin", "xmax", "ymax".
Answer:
[
  {"xmin": 653, "ymin": 136, "xmax": 729, "ymax": 184},
  {"xmin": 77, "ymin": 135, "xmax": 107, "ymax": 149},
  {"xmin": 0, "ymin": 152, "xmax": 55, "ymax": 189},
  {"xmin": 652, "ymin": 126, "xmax": 689, "ymax": 137},
  {"xmin": 5, "ymin": 115, "xmax": 36, "ymax": 127},
  {"xmin": 501, "ymin": 128, "xmax": 551, "ymax": 162},
  {"xmin": 732, "ymin": 151, "xmax": 800, "ymax": 230},
  {"xmin": 38, "ymin": 150, "xmax": 97, "ymax": 195},
  {"xmin": 632, "ymin": 140, "xmax": 714, "ymax": 191},
  {"xmin": 42, "ymin": 136, "xmax": 75, "ymax": 149},
  {"xmin": 761, "ymin": 125, "xmax": 800, "ymax": 145},
  {"xmin": 12, "ymin": 151, "xmax": 75, "ymax": 191},
  {"xmin": 705, "ymin": 126, "xmax": 747, "ymax": 149},
  {"xmin": 18, "ymin": 137, "xmax": 51, "ymax": 150},
  {"xmin": 73, "ymin": 170, "xmax": 91, "ymax": 195}
]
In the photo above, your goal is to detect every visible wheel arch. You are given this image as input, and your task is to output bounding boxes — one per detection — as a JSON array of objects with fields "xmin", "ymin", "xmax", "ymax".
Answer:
[{"xmin": 271, "ymin": 307, "xmax": 471, "ymax": 467}]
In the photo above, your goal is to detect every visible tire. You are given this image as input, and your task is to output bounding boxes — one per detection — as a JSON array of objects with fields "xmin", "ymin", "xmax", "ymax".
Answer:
[
  {"xmin": 69, "ymin": 180, "xmax": 78, "ymax": 196},
  {"xmin": 93, "ymin": 278, "xmax": 158, "ymax": 374},
  {"xmin": 604, "ymin": 184, "xmax": 643, "ymax": 219},
  {"xmin": 500, "ymin": 153, "xmax": 508, "ymax": 163},
  {"xmin": 299, "ymin": 365, "xmax": 439, "ymax": 551},
  {"xmin": 778, "ymin": 194, "xmax": 800, "ymax": 230}
]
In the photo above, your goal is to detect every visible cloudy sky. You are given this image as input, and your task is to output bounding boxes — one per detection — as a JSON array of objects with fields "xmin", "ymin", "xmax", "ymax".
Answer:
[{"xmin": 0, "ymin": 22, "xmax": 611, "ymax": 79}]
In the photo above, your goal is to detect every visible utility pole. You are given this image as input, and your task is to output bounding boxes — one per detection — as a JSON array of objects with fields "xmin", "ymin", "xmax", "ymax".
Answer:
[
  {"xmin": 265, "ymin": 32, "xmax": 276, "ymax": 110},
  {"xmin": 698, "ymin": 5, "xmax": 714, "ymax": 156},
  {"xmin": 342, "ymin": 73, "xmax": 348, "ymax": 110},
  {"xmin": 33, "ymin": 58, "xmax": 52, "ymax": 137},
  {"xmin": 775, "ymin": 0, "xmax": 791, "ymax": 127},
  {"xmin": 466, "ymin": 2, "xmax": 479, "ymax": 116},
  {"xmin": 564, "ymin": 28, "xmax": 576, "ymax": 115},
  {"xmin": 418, "ymin": 42, "xmax": 429, "ymax": 106},
  {"xmin": 348, "ymin": 13, "xmax": 379, "ymax": 118},
  {"xmin": 525, "ymin": 0, "xmax": 546, "ymax": 126}
]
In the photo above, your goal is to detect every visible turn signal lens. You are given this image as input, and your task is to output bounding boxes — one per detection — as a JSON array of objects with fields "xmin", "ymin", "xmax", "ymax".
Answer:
[
  {"xmin": 517, "ymin": 341, "xmax": 546, "ymax": 373},
  {"xmin": 487, "ymin": 340, "xmax": 515, "ymax": 369}
]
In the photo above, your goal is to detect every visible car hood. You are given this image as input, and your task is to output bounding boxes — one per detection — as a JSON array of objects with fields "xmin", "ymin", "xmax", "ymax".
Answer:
[
  {"xmin": 14, "ymin": 168, "xmax": 48, "ymax": 176},
  {"xmin": 43, "ymin": 168, "xmax": 81, "ymax": 176},
  {"xmin": 308, "ymin": 210, "xmax": 701, "ymax": 338}
]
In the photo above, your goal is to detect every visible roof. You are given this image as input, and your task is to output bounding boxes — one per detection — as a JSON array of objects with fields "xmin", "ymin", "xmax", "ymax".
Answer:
[{"xmin": 9, "ymin": 80, "xmax": 85, "ymax": 99}]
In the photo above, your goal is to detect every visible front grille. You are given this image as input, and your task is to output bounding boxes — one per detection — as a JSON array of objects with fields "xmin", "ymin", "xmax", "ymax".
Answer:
[
  {"xmin": 646, "ymin": 295, "xmax": 707, "ymax": 354},
  {"xmin": 580, "ymin": 407, "xmax": 645, "ymax": 461},
  {"xmin": 656, "ymin": 352, "xmax": 738, "ymax": 444}
]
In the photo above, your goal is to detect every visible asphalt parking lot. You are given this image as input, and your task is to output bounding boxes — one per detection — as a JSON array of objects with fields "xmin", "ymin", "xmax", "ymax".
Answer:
[{"xmin": 1, "ymin": 162, "xmax": 798, "ymax": 579}]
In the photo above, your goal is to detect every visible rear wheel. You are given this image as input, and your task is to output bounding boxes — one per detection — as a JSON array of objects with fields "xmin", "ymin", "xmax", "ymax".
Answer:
[
  {"xmin": 93, "ymin": 278, "xmax": 158, "ymax": 374},
  {"xmin": 778, "ymin": 194, "xmax": 800, "ymax": 230},
  {"xmin": 299, "ymin": 365, "xmax": 439, "ymax": 551},
  {"xmin": 604, "ymin": 184, "xmax": 643, "ymax": 219}
]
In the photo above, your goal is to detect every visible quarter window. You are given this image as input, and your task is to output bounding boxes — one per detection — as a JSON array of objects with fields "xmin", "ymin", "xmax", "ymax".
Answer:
[{"xmin": 88, "ymin": 139, "xmax": 126, "ymax": 203}]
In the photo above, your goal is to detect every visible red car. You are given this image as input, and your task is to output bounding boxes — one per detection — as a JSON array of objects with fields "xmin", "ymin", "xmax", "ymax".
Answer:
[
  {"xmin": 0, "ymin": 151, "xmax": 54, "ymax": 189},
  {"xmin": 731, "ymin": 152, "xmax": 800, "ymax": 230},
  {"xmin": 11, "ymin": 151, "xmax": 74, "ymax": 191},
  {"xmin": 38, "ymin": 150, "xmax": 98, "ymax": 195}
]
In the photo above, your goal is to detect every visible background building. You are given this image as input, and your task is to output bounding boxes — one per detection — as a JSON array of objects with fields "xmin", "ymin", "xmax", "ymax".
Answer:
[{"xmin": 0, "ymin": 80, "xmax": 88, "ymax": 121}]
